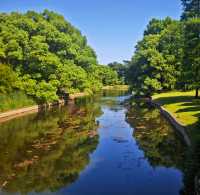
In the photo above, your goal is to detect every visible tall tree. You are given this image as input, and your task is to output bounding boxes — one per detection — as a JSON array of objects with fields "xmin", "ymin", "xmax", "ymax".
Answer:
[
  {"xmin": 108, "ymin": 62, "xmax": 128, "ymax": 83},
  {"xmin": 183, "ymin": 18, "xmax": 200, "ymax": 98},
  {"xmin": 181, "ymin": 0, "xmax": 200, "ymax": 97},
  {"xmin": 181, "ymin": 0, "xmax": 200, "ymax": 19},
  {"xmin": 128, "ymin": 18, "xmax": 183, "ymax": 97}
]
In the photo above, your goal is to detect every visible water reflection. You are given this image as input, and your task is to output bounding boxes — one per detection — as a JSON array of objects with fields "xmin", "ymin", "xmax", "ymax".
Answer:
[
  {"xmin": 62, "ymin": 95, "xmax": 184, "ymax": 195},
  {"xmin": 0, "ymin": 91, "xmax": 187, "ymax": 195},
  {"xmin": 126, "ymin": 102, "xmax": 185, "ymax": 169},
  {"xmin": 0, "ymin": 101, "xmax": 101, "ymax": 194}
]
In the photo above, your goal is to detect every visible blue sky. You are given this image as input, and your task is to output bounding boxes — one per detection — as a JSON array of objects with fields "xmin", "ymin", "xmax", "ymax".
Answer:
[{"xmin": 0, "ymin": 0, "xmax": 182, "ymax": 64}]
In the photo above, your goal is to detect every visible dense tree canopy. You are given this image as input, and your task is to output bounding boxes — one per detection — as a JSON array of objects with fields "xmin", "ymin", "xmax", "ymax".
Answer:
[
  {"xmin": 127, "ymin": 0, "xmax": 200, "ymax": 98},
  {"xmin": 108, "ymin": 61, "xmax": 128, "ymax": 83},
  {"xmin": 181, "ymin": 0, "xmax": 200, "ymax": 97},
  {"xmin": 181, "ymin": 0, "xmax": 200, "ymax": 19},
  {"xmin": 0, "ymin": 10, "xmax": 120, "ymax": 103},
  {"xmin": 127, "ymin": 18, "xmax": 184, "ymax": 96}
]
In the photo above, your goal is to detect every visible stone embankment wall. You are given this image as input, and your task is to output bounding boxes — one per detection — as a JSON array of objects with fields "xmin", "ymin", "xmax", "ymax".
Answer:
[{"xmin": 149, "ymin": 100, "xmax": 191, "ymax": 147}]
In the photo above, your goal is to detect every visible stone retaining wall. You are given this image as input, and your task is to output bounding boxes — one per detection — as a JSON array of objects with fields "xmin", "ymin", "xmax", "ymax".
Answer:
[{"xmin": 149, "ymin": 100, "xmax": 191, "ymax": 147}]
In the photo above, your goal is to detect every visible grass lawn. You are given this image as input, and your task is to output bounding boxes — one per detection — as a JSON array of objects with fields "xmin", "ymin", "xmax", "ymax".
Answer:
[
  {"xmin": 102, "ymin": 85, "xmax": 129, "ymax": 90},
  {"xmin": 153, "ymin": 91, "xmax": 200, "ymax": 142}
]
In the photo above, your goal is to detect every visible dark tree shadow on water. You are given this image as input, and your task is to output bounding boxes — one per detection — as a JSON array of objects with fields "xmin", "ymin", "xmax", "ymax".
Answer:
[
  {"xmin": 154, "ymin": 95, "xmax": 200, "ymax": 195},
  {"xmin": 129, "ymin": 96, "xmax": 200, "ymax": 195},
  {"xmin": 175, "ymin": 102, "xmax": 200, "ymax": 194}
]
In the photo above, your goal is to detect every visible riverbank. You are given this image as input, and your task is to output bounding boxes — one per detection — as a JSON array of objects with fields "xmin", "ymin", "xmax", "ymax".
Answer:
[
  {"xmin": 0, "ymin": 87, "xmax": 129, "ymax": 122},
  {"xmin": 0, "ymin": 100, "xmax": 67, "ymax": 123},
  {"xmin": 152, "ymin": 91, "xmax": 200, "ymax": 144},
  {"xmin": 0, "ymin": 91, "xmax": 186, "ymax": 194},
  {"xmin": 0, "ymin": 92, "xmax": 89, "ymax": 123},
  {"xmin": 0, "ymin": 91, "xmax": 36, "ymax": 113},
  {"xmin": 149, "ymin": 99, "xmax": 191, "ymax": 146},
  {"xmin": 102, "ymin": 85, "xmax": 129, "ymax": 90},
  {"xmin": 68, "ymin": 92, "xmax": 90, "ymax": 100}
]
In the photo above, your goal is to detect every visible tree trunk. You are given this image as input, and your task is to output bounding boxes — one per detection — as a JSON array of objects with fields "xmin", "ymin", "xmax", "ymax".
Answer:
[{"xmin": 195, "ymin": 88, "xmax": 199, "ymax": 99}]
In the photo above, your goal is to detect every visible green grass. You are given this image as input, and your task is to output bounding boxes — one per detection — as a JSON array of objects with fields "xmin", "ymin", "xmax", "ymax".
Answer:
[
  {"xmin": 102, "ymin": 85, "xmax": 129, "ymax": 90},
  {"xmin": 153, "ymin": 90, "xmax": 200, "ymax": 142},
  {"xmin": 0, "ymin": 91, "xmax": 36, "ymax": 112}
]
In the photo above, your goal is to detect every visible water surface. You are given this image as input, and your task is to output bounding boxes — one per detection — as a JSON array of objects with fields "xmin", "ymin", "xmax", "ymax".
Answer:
[{"xmin": 0, "ymin": 91, "xmax": 185, "ymax": 195}]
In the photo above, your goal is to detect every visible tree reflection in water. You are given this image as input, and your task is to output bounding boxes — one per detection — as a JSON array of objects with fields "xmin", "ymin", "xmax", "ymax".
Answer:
[
  {"xmin": 0, "ymin": 100, "xmax": 101, "ymax": 194},
  {"xmin": 126, "ymin": 102, "xmax": 200, "ymax": 194},
  {"xmin": 126, "ymin": 102, "xmax": 185, "ymax": 170}
]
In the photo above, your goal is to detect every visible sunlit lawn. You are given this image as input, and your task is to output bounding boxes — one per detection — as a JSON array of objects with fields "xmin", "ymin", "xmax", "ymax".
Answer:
[{"xmin": 153, "ymin": 91, "xmax": 200, "ymax": 141}]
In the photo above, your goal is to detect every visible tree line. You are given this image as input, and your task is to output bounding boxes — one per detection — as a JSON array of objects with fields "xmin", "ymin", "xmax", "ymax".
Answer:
[
  {"xmin": 0, "ymin": 10, "xmax": 120, "ymax": 104},
  {"xmin": 126, "ymin": 0, "xmax": 200, "ymax": 98}
]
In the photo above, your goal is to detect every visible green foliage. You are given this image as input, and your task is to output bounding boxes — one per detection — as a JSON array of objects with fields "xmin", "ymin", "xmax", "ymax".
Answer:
[
  {"xmin": 0, "ymin": 10, "xmax": 120, "ymax": 105},
  {"xmin": 180, "ymin": 0, "xmax": 200, "ymax": 97},
  {"xmin": 182, "ymin": 18, "xmax": 200, "ymax": 97},
  {"xmin": 127, "ymin": 1, "xmax": 200, "ymax": 98},
  {"xmin": 35, "ymin": 81, "xmax": 58, "ymax": 103},
  {"xmin": 108, "ymin": 62, "xmax": 128, "ymax": 83},
  {"xmin": 0, "ymin": 64, "xmax": 18, "ymax": 93},
  {"xmin": 57, "ymin": 61, "xmax": 88, "ymax": 93},
  {"xmin": 181, "ymin": 0, "xmax": 200, "ymax": 19},
  {"xmin": 128, "ymin": 18, "xmax": 184, "ymax": 96},
  {"xmin": 144, "ymin": 17, "xmax": 174, "ymax": 35},
  {"xmin": 97, "ymin": 65, "xmax": 120, "ymax": 86}
]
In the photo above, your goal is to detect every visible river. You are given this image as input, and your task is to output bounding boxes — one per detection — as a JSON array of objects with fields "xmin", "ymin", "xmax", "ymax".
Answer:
[{"xmin": 0, "ymin": 90, "xmax": 186, "ymax": 195}]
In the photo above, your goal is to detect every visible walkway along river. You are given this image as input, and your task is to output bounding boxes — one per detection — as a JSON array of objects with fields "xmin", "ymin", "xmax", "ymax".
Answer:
[{"xmin": 0, "ymin": 90, "xmax": 189, "ymax": 195}]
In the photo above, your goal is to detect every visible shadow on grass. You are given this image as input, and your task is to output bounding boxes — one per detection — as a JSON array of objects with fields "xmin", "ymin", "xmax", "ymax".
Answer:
[
  {"xmin": 186, "ymin": 112, "xmax": 200, "ymax": 136},
  {"xmin": 177, "ymin": 106, "xmax": 200, "ymax": 113},
  {"xmin": 154, "ymin": 96, "xmax": 193, "ymax": 105},
  {"xmin": 176, "ymin": 102, "xmax": 200, "ymax": 135},
  {"xmin": 155, "ymin": 96, "xmax": 200, "ymax": 132},
  {"xmin": 180, "ymin": 102, "xmax": 200, "ymax": 107}
]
